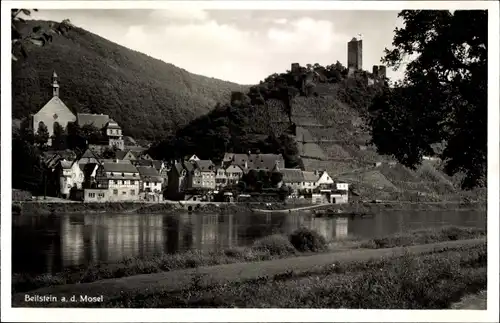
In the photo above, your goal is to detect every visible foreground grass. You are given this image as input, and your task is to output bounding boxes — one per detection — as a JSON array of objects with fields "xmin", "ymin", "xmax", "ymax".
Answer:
[
  {"xmin": 12, "ymin": 226, "xmax": 485, "ymax": 294},
  {"xmin": 105, "ymin": 243, "xmax": 487, "ymax": 308}
]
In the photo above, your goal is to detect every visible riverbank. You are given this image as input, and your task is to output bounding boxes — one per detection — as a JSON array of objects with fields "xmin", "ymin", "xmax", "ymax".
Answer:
[
  {"xmin": 12, "ymin": 199, "xmax": 486, "ymax": 216},
  {"xmin": 12, "ymin": 225, "xmax": 486, "ymax": 294},
  {"xmin": 13, "ymin": 237, "xmax": 486, "ymax": 308}
]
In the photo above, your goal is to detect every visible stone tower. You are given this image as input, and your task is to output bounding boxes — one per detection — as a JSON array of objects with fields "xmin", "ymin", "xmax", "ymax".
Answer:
[
  {"xmin": 52, "ymin": 70, "xmax": 60, "ymax": 97},
  {"xmin": 347, "ymin": 37, "xmax": 363, "ymax": 71}
]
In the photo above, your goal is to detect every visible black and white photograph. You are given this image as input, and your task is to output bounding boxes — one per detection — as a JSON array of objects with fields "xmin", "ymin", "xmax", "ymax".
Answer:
[{"xmin": 1, "ymin": 1, "xmax": 498, "ymax": 322}]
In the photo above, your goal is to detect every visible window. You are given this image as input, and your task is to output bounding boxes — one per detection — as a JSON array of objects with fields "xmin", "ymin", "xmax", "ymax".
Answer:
[
  {"xmin": 132, "ymin": 180, "xmax": 136, "ymax": 185},
  {"xmin": 114, "ymin": 180, "xmax": 118, "ymax": 185},
  {"xmin": 146, "ymin": 181, "xmax": 150, "ymax": 186},
  {"xmin": 98, "ymin": 193, "xmax": 105, "ymax": 198},
  {"xmin": 130, "ymin": 190, "xmax": 135, "ymax": 195},
  {"xmin": 110, "ymin": 172, "xmax": 114, "ymax": 176},
  {"xmin": 88, "ymin": 193, "xmax": 96, "ymax": 198},
  {"xmin": 122, "ymin": 191, "xmax": 127, "ymax": 195},
  {"xmin": 113, "ymin": 189, "xmax": 118, "ymax": 195}
]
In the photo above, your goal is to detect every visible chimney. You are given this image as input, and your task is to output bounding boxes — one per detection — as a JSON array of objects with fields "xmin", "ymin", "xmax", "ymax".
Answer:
[{"xmin": 245, "ymin": 161, "xmax": 248, "ymax": 169}]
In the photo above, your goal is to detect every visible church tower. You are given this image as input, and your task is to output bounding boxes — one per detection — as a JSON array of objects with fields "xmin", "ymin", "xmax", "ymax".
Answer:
[{"xmin": 52, "ymin": 70, "xmax": 60, "ymax": 97}]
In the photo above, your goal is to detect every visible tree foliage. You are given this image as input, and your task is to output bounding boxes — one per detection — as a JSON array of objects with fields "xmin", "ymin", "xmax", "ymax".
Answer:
[
  {"xmin": 34, "ymin": 122, "xmax": 49, "ymax": 147},
  {"xmin": 11, "ymin": 9, "xmax": 73, "ymax": 61},
  {"xmin": 368, "ymin": 10, "xmax": 487, "ymax": 189}
]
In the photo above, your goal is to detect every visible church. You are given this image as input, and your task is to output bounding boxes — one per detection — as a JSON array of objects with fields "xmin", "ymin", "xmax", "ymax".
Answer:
[{"xmin": 32, "ymin": 71, "xmax": 124, "ymax": 150}]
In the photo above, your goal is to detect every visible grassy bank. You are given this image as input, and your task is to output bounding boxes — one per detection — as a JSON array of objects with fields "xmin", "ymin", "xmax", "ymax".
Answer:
[
  {"xmin": 12, "ymin": 226, "xmax": 485, "ymax": 294},
  {"xmin": 103, "ymin": 242, "xmax": 487, "ymax": 308}
]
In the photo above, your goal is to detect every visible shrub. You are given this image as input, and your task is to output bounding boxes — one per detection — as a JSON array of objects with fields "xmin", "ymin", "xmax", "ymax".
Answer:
[
  {"xmin": 252, "ymin": 234, "xmax": 296, "ymax": 256},
  {"xmin": 289, "ymin": 227, "xmax": 327, "ymax": 252}
]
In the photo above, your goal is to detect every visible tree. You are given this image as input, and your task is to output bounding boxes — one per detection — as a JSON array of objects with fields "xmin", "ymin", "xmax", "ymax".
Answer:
[
  {"xmin": 368, "ymin": 10, "xmax": 487, "ymax": 189},
  {"xmin": 11, "ymin": 9, "xmax": 73, "ymax": 61},
  {"xmin": 51, "ymin": 122, "xmax": 66, "ymax": 149},
  {"xmin": 34, "ymin": 122, "xmax": 49, "ymax": 147}
]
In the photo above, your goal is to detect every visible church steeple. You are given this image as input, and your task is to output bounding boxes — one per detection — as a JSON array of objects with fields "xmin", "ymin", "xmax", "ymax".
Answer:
[{"xmin": 52, "ymin": 71, "xmax": 60, "ymax": 97}]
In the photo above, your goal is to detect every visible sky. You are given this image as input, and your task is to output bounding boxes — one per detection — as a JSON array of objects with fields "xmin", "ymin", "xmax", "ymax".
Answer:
[{"xmin": 29, "ymin": 9, "xmax": 405, "ymax": 85}]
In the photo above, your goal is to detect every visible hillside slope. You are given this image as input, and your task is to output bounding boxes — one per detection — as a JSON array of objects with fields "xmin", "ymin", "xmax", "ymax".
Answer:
[{"xmin": 12, "ymin": 20, "xmax": 248, "ymax": 140}]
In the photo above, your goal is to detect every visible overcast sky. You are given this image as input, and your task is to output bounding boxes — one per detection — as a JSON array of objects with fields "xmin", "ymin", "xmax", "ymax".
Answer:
[{"xmin": 29, "ymin": 9, "xmax": 405, "ymax": 84}]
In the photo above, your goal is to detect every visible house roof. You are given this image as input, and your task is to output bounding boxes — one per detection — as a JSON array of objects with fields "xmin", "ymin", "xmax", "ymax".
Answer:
[
  {"xmin": 77, "ymin": 113, "xmax": 110, "ymax": 129},
  {"xmin": 281, "ymin": 168, "xmax": 304, "ymax": 183},
  {"xmin": 225, "ymin": 164, "xmax": 243, "ymax": 172},
  {"xmin": 137, "ymin": 166, "xmax": 163, "ymax": 182},
  {"xmin": 78, "ymin": 148, "xmax": 101, "ymax": 160},
  {"xmin": 195, "ymin": 160, "xmax": 215, "ymax": 172},
  {"xmin": 152, "ymin": 160, "xmax": 163, "ymax": 171},
  {"xmin": 249, "ymin": 154, "xmax": 283, "ymax": 171},
  {"xmin": 302, "ymin": 171, "xmax": 320, "ymax": 182},
  {"xmin": 100, "ymin": 159, "xmax": 131, "ymax": 164},
  {"xmin": 133, "ymin": 159, "xmax": 153, "ymax": 167},
  {"xmin": 115, "ymin": 150, "xmax": 131, "ymax": 160},
  {"xmin": 102, "ymin": 163, "xmax": 138, "ymax": 173}
]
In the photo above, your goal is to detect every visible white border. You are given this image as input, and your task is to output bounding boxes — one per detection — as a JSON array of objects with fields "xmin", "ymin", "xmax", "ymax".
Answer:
[{"xmin": 1, "ymin": 1, "xmax": 499, "ymax": 322}]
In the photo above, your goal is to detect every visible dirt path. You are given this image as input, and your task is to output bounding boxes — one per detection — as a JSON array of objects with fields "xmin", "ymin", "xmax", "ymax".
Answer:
[
  {"xmin": 451, "ymin": 290, "xmax": 487, "ymax": 309},
  {"xmin": 12, "ymin": 238, "xmax": 485, "ymax": 307}
]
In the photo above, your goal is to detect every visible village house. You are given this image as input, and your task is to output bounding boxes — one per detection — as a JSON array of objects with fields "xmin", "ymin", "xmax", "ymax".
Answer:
[
  {"xmin": 192, "ymin": 160, "xmax": 216, "ymax": 190},
  {"xmin": 136, "ymin": 166, "xmax": 163, "ymax": 202},
  {"xmin": 76, "ymin": 113, "xmax": 124, "ymax": 150},
  {"xmin": 223, "ymin": 152, "xmax": 284, "ymax": 173},
  {"xmin": 279, "ymin": 168, "xmax": 305, "ymax": 194},
  {"xmin": 215, "ymin": 166, "xmax": 228, "ymax": 189},
  {"xmin": 225, "ymin": 164, "xmax": 244, "ymax": 185},
  {"xmin": 31, "ymin": 71, "xmax": 77, "ymax": 146},
  {"xmin": 84, "ymin": 162, "xmax": 140, "ymax": 202},
  {"xmin": 301, "ymin": 171, "xmax": 320, "ymax": 191},
  {"xmin": 55, "ymin": 159, "xmax": 85, "ymax": 199}
]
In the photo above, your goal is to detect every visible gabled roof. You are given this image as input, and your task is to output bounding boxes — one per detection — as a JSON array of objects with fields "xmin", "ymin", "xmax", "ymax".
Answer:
[
  {"xmin": 281, "ymin": 168, "xmax": 304, "ymax": 183},
  {"xmin": 137, "ymin": 166, "xmax": 162, "ymax": 182},
  {"xmin": 249, "ymin": 154, "xmax": 283, "ymax": 171},
  {"xmin": 78, "ymin": 148, "xmax": 102, "ymax": 161},
  {"xmin": 133, "ymin": 159, "xmax": 153, "ymax": 167},
  {"xmin": 195, "ymin": 160, "xmax": 215, "ymax": 172},
  {"xmin": 302, "ymin": 171, "xmax": 320, "ymax": 182},
  {"xmin": 225, "ymin": 164, "xmax": 243, "ymax": 172},
  {"xmin": 115, "ymin": 150, "xmax": 129, "ymax": 160},
  {"xmin": 152, "ymin": 160, "xmax": 163, "ymax": 171},
  {"xmin": 102, "ymin": 163, "xmax": 138, "ymax": 173},
  {"xmin": 36, "ymin": 96, "xmax": 76, "ymax": 119},
  {"xmin": 77, "ymin": 113, "xmax": 110, "ymax": 129}
]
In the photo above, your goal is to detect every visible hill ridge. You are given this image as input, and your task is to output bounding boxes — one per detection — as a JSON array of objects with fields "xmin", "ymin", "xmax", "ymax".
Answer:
[{"xmin": 12, "ymin": 19, "xmax": 248, "ymax": 140}]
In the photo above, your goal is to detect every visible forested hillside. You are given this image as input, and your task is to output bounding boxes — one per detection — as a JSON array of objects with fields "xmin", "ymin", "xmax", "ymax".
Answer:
[{"xmin": 12, "ymin": 20, "xmax": 248, "ymax": 140}]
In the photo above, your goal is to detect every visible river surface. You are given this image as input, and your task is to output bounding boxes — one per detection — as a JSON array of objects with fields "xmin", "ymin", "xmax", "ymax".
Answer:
[{"xmin": 12, "ymin": 209, "xmax": 486, "ymax": 275}]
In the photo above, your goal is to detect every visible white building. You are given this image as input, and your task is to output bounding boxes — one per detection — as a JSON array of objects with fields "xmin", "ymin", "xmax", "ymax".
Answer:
[
  {"xmin": 56, "ymin": 159, "xmax": 84, "ymax": 198},
  {"xmin": 86, "ymin": 161, "xmax": 140, "ymax": 201}
]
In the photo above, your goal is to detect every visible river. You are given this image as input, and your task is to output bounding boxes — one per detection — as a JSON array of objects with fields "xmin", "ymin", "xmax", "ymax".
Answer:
[{"xmin": 12, "ymin": 209, "xmax": 486, "ymax": 275}]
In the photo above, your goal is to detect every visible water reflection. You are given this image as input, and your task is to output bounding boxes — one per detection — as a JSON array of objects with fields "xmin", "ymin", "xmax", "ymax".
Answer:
[{"xmin": 12, "ymin": 209, "xmax": 485, "ymax": 275}]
